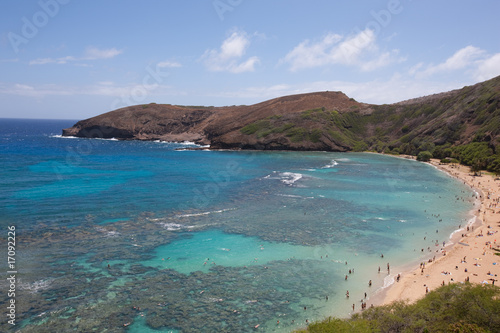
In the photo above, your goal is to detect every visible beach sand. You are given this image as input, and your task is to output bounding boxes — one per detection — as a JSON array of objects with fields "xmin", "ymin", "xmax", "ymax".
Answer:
[{"xmin": 381, "ymin": 158, "xmax": 500, "ymax": 305}]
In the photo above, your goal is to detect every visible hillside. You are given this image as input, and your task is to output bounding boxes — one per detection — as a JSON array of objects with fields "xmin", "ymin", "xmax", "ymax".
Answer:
[
  {"xmin": 62, "ymin": 90, "xmax": 371, "ymax": 151},
  {"xmin": 297, "ymin": 283, "xmax": 500, "ymax": 333},
  {"xmin": 63, "ymin": 75, "xmax": 500, "ymax": 172}
]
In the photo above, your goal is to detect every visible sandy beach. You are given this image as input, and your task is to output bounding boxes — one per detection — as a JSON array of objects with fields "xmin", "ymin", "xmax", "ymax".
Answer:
[{"xmin": 381, "ymin": 158, "xmax": 500, "ymax": 305}]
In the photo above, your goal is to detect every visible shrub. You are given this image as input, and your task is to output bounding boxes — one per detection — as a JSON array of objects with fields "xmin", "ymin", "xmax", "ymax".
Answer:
[
  {"xmin": 452, "ymin": 142, "xmax": 493, "ymax": 167},
  {"xmin": 286, "ymin": 127, "xmax": 308, "ymax": 142},
  {"xmin": 301, "ymin": 284, "xmax": 500, "ymax": 333},
  {"xmin": 417, "ymin": 151, "xmax": 433, "ymax": 162},
  {"xmin": 309, "ymin": 129, "xmax": 323, "ymax": 143},
  {"xmin": 240, "ymin": 120, "xmax": 271, "ymax": 135},
  {"xmin": 353, "ymin": 141, "xmax": 368, "ymax": 152}
]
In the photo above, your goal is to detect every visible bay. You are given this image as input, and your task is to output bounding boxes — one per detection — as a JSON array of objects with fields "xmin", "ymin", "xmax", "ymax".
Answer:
[{"xmin": 0, "ymin": 119, "xmax": 476, "ymax": 332}]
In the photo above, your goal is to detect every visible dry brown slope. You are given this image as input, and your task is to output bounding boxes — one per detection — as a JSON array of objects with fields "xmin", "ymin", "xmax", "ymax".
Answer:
[
  {"xmin": 62, "ymin": 75, "xmax": 500, "ymax": 156},
  {"xmin": 63, "ymin": 90, "xmax": 369, "ymax": 149}
]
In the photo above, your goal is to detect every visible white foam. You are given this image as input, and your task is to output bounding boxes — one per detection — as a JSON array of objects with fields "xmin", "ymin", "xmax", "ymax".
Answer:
[
  {"xmin": 94, "ymin": 137, "xmax": 119, "ymax": 141},
  {"xmin": 50, "ymin": 134, "xmax": 78, "ymax": 139},
  {"xmin": 277, "ymin": 194, "xmax": 303, "ymax": 198},
  {"xmin": 20, "ymin": 279, "xmax": 53, "ymax": 293},
  {"xmin": 280, "ymin": 172, "xmax": 303, "ymax": 186},
  {"xmin": 449, "ymin": 215, "xmax": 477, "ymax": 240},
  {"xmin": 94, "ymin": 226, "xmax": 120, "ymax": 237},
  {"xmin": 321, "ymin": 159, "xmax": 339, "ymax": 169},
  {"xmin": 158, "ymin": 223, "xmax": 185, "ymax": 231},
  {"xmin": 176, "ymin": 208, "xmax": 235, "ymax": 218},
  {"xmin": 382, "ymin": 275, "xmax": 395, "ymax": 289},
  {"xmin": 262, "ymin": 171, "xmax": 304, "ymax": 185},
  {"xmin": 277, "ymin": 194, "xmax": 314, "ymax": 199},
  {"xmin": 154, "ymin": 140, "xmax": 208, "ymax": 148},
  {"xmin": 178, "ymin": 212, "xmax": 212, "ymax": 218}
]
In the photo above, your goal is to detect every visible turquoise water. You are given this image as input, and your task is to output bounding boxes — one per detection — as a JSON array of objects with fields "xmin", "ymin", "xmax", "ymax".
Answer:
[{"xmin": 0, "ymin": 119, "xmax": 476, "ymax": 332}]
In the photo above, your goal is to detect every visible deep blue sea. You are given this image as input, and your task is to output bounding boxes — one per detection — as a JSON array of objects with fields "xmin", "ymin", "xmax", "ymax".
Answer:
[{"xmin": 0, "ymin": 118, "xmax": 477, "ymax": 332}]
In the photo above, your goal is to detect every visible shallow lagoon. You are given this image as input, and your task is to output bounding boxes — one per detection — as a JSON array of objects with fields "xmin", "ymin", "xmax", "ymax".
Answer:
[{"xmin": 0, "ymin": 119, "xmax": 477, "ymax": 332}]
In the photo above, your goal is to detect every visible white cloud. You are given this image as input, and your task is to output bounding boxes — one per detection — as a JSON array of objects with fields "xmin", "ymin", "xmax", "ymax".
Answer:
[
  {"xmin": 202, "ymin": 31, "xmax": 260, "ymax": 73},
  {"xmin": 282, "ymin": 33, "xmax": 342, "ymax": 71},
  {"xmin": 0, "ymin": 82, "xmax": 74, "ymax": 97},
  {"xmin": 282, "ymin": 29, "xmax": 402, "ymax": 72},
  {"xmin": 29, "ymin": 47, "xmax": 122, "ymax": 65},
  {"xmin": 30, "ymin": 56, "xmax": 76, "ymax": 65},
  {"xmin": 207, "ymin": 75, "xmax": 469, "ymax": 106},
  {"xmin": 408, "ymin": 62, "xmax": 424, "ymax": 76},
  {"xmin": 410, "ymin": 46, "xmax": 500, "ymax": 83},
  {"xmin": 14, "ymin": 83, "xmax": 35, "ymax": 91},
  {"xmin": 0, "ymin": 58, "xmax": 19, "ymax": 63},
  {"xmin": 332, "ymin": 30, "xmax": 377, "ymax": 65},
  {"xmin": 360, "ymin": 50, "xmax": 405, "ymax": 72},
  {"xmin": 415, "ymin": 46, "xmax": 485, "ymax": 78},
  {"xmin": 0, "ymin": 81, "xmax": 185, "ymax": 100},
  {"xmin": 474, "ymin": 53, "xmax": 500, "ymax": 81},
  {"xmin": 220, "ymin": 32, "xmax": 248, "ymax": 58},
  {"xmin": 84, "ymin": 47, "xmax": 122, "ymax": 60},
  {"xmin": 157, "ymin": 60, "xmax": 182, "ymax": 68}
]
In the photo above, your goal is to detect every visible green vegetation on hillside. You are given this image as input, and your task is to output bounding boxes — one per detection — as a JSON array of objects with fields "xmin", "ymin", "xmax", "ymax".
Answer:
[
  {"xmin": 361, "ymin": 77, "xmax": 500, "ymax": 173},
  {"xmin": 416, "ymin": 150, "xmax": 432, "ymax": 162},
  {"xmin": 237, "ymin": 76, "xmax": 500, "ymax": 170},
  {"xmin": 239, "ymin": 108, "xmax": 369, "ymax": 148},
  {"xmin": 297, "ymin": 284, "xmax": 500, "ymax": 333},
  {"xmin": 240, "ymin": 119, "xmax": 302, "ymax": 139}
]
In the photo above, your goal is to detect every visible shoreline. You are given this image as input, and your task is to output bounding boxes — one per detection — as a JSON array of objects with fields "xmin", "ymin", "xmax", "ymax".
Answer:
[{"xmin": 377, "ymin": 157, "xmax": 499, "ymax": 306}]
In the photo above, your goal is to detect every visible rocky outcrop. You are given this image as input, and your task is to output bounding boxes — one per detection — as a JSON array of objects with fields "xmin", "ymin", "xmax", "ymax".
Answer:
[
  {"xmin": 63, "ymin": 104, "xmax": 214, "ymax": 144},
  {"xmin": 63, "ymin": 76, "xmax": 500, "ymax": 155},
  {"xmin": 63, "ymin": 91, "xmax": 372, "ymax": 150}
]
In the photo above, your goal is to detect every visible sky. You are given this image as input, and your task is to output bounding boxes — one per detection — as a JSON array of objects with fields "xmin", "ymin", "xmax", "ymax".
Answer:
[{"xmin": 1, "ymin": 0, "xmax": 500, "ymax": 120}]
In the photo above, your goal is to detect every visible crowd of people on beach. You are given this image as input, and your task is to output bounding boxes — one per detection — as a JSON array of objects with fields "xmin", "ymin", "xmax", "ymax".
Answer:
[{"xmin": 382, "ymin": 160, "xmax": 500, "ymax": 305}]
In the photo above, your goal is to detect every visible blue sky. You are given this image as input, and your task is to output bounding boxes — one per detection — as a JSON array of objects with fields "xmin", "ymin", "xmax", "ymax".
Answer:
[{"xmin": 1, "ymin": 0, "xmax": 500, "ymax": 120}]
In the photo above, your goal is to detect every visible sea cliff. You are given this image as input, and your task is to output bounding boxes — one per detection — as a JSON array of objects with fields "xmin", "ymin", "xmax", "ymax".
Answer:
[{"xmin": 63, "ymin": 75, "xmax": 500, "ymax": 172}]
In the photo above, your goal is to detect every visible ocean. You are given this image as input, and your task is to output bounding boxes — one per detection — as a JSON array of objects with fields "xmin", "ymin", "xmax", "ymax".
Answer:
[{"xmin": 0, "ymin": 118, "xmax": 477, "ymax": 332}]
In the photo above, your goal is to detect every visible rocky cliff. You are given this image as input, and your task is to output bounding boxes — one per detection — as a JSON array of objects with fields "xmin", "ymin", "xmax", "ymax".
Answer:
[
  {"xmin": 63, "ymin": 90, "xmax": 372, "ymax": 151},
  {"xmin": 63, "ymin": 75, "xmax": 500, "ymax": 171}
]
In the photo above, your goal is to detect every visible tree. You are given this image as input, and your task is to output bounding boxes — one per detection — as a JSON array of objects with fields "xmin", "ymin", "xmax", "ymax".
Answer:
[
  {"xmin": 419, "ymin": 141, "xmax": 435, "ymax": 154},
  {"xmin": 417, "ymin": 151, "xmax": 433, "ymax": 162},
  {"xmin": 470, "ymin": 159, "xmax": 485, "ymax": 176}
]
